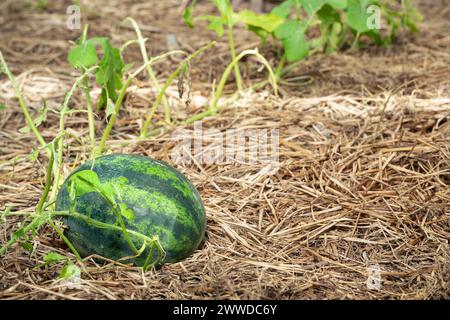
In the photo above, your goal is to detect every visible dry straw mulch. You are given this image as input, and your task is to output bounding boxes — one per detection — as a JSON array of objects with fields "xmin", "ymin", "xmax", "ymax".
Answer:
[{"xmin": 0, "ymin": 0, "xmax": 449, "ymax": 299}]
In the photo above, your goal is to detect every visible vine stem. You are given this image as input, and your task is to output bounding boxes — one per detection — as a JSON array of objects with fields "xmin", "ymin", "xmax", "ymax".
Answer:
[
  {"xmin": 51, "ymin": 211, "xmax": 163, "ymax": 255},
  {"xmin": 183, "ymin": 49, "xmax": 277, "ymax": 125},
  {"xmin": 184, "ymin": 49, "xmax": 278, "ymax": 124},
  {"xmin": 125, "ymin": 17, "xmax": 172, "ymax": 124},
  {"xmin": 227, "ymin": 24, "xmax": 243, "ymax": 92},
  {"xmin": 140, "ymin": 42, "xmax": 216, "ymax": 137},
  {"xmin": 36, "ymin": 152, "xmax": 54, "ymax": 213},
  {"xmin": 95, "ymin": 51, "xmax": 185, "ymax": 156},
  {"xmin": 80, "ymin": 24, "xmax": 96, "ymax": 150},
  {"xmin": 0, "ymin": 51, "xmax": 48, "ymax": 155},
  {"xmin": 83, "ymin": 77, "xmax": 96, "ymax": 149},
  {"xmin": 49, "ymin": 66, "xmax": 98, "ymax": 203}
]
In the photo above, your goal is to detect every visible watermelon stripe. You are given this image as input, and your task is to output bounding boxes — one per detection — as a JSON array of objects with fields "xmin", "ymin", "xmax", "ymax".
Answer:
[{"xmin": 55, "ymin": 154, "xmax": 206, "ymax": 265}]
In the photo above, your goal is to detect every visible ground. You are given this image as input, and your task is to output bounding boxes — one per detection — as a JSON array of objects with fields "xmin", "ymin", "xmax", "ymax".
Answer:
[{"xmin": 0, "ymin": 0, "xmax": 449, "ymax": 299}]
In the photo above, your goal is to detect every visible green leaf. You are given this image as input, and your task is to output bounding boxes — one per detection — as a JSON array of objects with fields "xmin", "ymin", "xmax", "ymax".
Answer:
[
  {"xmin": 247, "ymin": 25, "xmax": 269, "ymax": 45},
  {"xmin": 327, "ymin": 0, "xmax": 348, "ymax": 9},
  {"xmin": 34, "ymin": 0, "xmax": 48, "ymax": 10},
  {"xmin": 317, "ymin": 4, "xmax": 340, "ymax": 25},
  {"xmin": 119, "ymin": 203, "xmax": 135, "ymax": 221},
  {"xmin": 68, "ymin": 170, "xmax": 102, "ymax": 198},
  {"xmin": 275, "ymin": 19, "xmax": 309, "ymax": 62},
  {"xmin": 20, "ymin": 241, "xmax": 33, "ymax": 253},
  {"xmin": 271, "ymin": 1, "xmax": 293, "ymax": 19},
  {"xmin": 183, "ymin": 0, "xmax": 196, "ymax": 28},
  {"xmin": 0, "ymin": 103, "xmax": 6, "ymax": 111},
  {"xmin": 347, "ymin": 0, "xmax": 376, "ymax": 33},
  {"xmin": 213, "ymin": 0, "xmax": 235, "ymax": 25},
  {"xmin": 68, "ymin": 41, "xmax": 98, "ymax": 69},
  {"xmin": 19, "ymin": 99, "xmax": 48, "ymax": 133},
  {"xmin": 237, "ymin": 10, "xmax": 285, "ymax": 33},
  {"xmin": 282, "ymin": 27, "xmax": 309, "ymax": 62},
  {"xmin": 88, "ymin": 38, "xmax": 125, "ymax": 110},
  {"xmin": 274, "ymin": 19, "xmax": 299, "ymax": 40},
  {"xmin": 105, "ymin": 98, "xmax": 115, "ymax": 118},
  {"xmin": 59, "ymin": 262, "xmax": 81, "ymax": 280},
  {"xmin": 198, "ymin": 15, "xmax": 226, "ymax": 37},
  {"xmin": 68, "ymin": 169, "xmax": 116, "ymax": 207},
  {"xmin": 28, "ymin": 148, "xmax": 39, "ymax": 162},
  {"xmin": 44, "ymin": 252, "xmax": 66, "ymax": 264},
  {"xmin": 300, "ymin": 0, "xmax": 326, "ymax": 16},
  {"xmin": 401, "ymin": 0, "xmax": 423, "ymax": 33}
]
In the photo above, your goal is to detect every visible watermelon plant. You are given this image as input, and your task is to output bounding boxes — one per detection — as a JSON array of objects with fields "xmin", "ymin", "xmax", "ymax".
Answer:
[
  {"xmin": 184, "ymin": 0, "xmax": 422, "ymax": 83},
  {"xmin": 0, "ymin": 19, "xmax": 216, "ymax": 273}
]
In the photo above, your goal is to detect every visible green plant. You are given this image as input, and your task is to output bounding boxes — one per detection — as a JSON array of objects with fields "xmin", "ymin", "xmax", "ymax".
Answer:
[
  {"xmin": 0, "ymin": 18, "xmax": 216, "ymax": 274},
  {"xmin": 185, "ymin": 0, "xmax": 422, "ymax": 80}
]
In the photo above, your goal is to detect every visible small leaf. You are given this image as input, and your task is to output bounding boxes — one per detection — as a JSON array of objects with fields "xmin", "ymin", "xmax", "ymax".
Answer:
[
  {"xmin": 0, "ymin": 103, "xmax": 6, "ymax": 111},
  {"xmin": 69, "ymin": 169, "xmax": 116, "ymax": 206},
  {"xmin": 237, "ymin": 10, "xmax": 285, "ymax": 33},
  {"xmin": 183, "ymin": 0, "xmax": 196, "ymax": 28},
  {"xmin": 59, "ymin": 262, "xmax": 81, "ymax": 280},
  {"xmin": 282, "ymin": 27, "xmax": 309, "ymax": 62},
  {"xmin": 119, "ymin": 203, "xmax": 135, "ymax": 221},
  {"xmin": 300, "ymin": 0, "xmax": 326, "ymax": 16},
  {"xmin": 105, "ymin": 99, "xmax": 115, "ymax": 118},
  {"xmin": 275, "ymin": 19, "xmax": 309, "ymax": 62},
  {"xmin": 271, "ymin": 1, "xmax": 293, "ymax": 19},
  {"xmin": 18, "ymin": 126, "xmax": 30, "ymax": 134},
  {"xmin": 402, "ymin": 0, "xmax": 423, "ymax": 33},
  {"xmin": 20, "ymin": 241, "xmax": 33, "ymax": 253},
  {"xmin": 68, "ymin": 41, "xmax": 98, "ymax": 69},
  {"xmin": 34, "ymin": 0, "xmax": 48, "ymax": 10},
  {"xmin": 28, "ymin": 149, "xmax": 39, "ymax": 162},
  {"xmin": 347, "ymin": 0, "xmax": 376, "ymax": 33},
  {"xmin": 247, "ymin": 25, "xmax": 269, "ymax": 45},
  {"xmin": 326, "ymin": 0, "xmax": 348, "ymax": 9},
  {"xmin": 274, "ymin": 19, "xmax": 299, "ymax": 40},
  {"xmin": 123, "ymin": 63, "xmax": 134, "ymax": 73},
  {"xmin": 317, "ymin": 4, "xmax": 340, "ymax": 25},
  {"xmin": 68, "ymin": 170, "xmax": 102, "ymax": 198},
  {"xmin": 197, "ymin": 15, "xmax": 226, "ymax": 37},
  {"xmin": 213, "ymin": 0, "xmax": 235, "ymax": 25},
  {"xmin": 13, "ymin": 228, "xmax": 26, "ymax": 240},
  {"xmin": 44, "ymin": 252, "xmax": 66, "ymax": 264}
]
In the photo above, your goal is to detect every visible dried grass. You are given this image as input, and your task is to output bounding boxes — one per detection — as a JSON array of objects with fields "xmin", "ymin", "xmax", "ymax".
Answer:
[{"xmin": 0, "ymin": 0, "xmax": 449, "ymax": 299}]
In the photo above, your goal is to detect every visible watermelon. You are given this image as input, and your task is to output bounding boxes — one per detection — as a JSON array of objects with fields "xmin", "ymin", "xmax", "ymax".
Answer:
[{"xmin": 55, "ymin": 154, "xmax": 206, "ymax": 266}]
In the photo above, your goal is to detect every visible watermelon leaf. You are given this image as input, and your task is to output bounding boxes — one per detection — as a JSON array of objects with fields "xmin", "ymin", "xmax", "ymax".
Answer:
[
  {"xmin": 237, "ymin": 10, "xmax": 285, "ymax": 33},
  {"xmin": 69, "ymin": 170, "xmax": 103, "ymax": 198},
  {"xmin": 68, "ymin": 36, "xmax": 124, "ymax": 110},
  {"xmin": 59, "ymin": 262, "xmax": 80, "ymax": 280},
  {"xmin": 197, "ymin": 15, "xmax": 226, "ymax": 37},
  {"xmin": 300, "ymin": 0, "xmax": 326, "ymax": 16},
  {"xmin": 119, "ymin": 203, "xmax": 135, "ymax": 221},
  {"xmin": 347, "ymin": 0, "xmax": 377, "ymax": 33},
  {"xmin": 327, "ymin": 0, "xmax": 348, "ymax": 9},
  {"xmin": 44, "ymin": 252, "xmax": 66, "ymax": 264},
  {"xmin": 20, "ymin": 241, "xmax": 34, "ymax": 253},
  {"xmin": 271, "ymin": 1, "xmax": 293, "ymax": 19},
  {"xmin": 68, "ymin": 41, "xmax": 98, "ymax": 69},
  {"xmin": 275, "ymin": 19, "xmax": 309, "ymax": 62},
  {"xmin": 183, "ymin": 0, "xmax": 196, "ymax": 28}
]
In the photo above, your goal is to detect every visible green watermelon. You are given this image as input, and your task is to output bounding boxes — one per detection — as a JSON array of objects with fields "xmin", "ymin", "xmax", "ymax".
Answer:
[{"xmin": 55, "ymin": 154, "xmax": 206, "ymax": 266}]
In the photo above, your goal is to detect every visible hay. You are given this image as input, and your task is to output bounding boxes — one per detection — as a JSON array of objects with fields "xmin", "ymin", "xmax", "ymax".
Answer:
[{"xmin": 0, "ymin": 0, "xmax": 449, "ymax": 299}]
